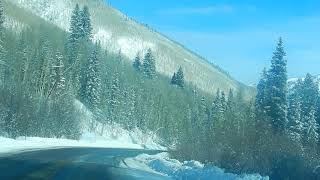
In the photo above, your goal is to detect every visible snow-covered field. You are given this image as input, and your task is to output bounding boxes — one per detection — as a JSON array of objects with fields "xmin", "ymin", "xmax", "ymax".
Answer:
[{"xmin": 122, "ymin": 153, "xmax": 269, "ymax": 180}]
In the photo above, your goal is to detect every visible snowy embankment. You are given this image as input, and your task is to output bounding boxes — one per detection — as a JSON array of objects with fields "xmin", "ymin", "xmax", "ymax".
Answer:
[
  {"xmin": 0, "ymin": 100, "xmax": 165, "ymax": 154},
  {"xmin": 0, "ymin": 99, "xmax": 267, "ymax": 179},
  {"xmin": 121, "ymin": 153, "xmax": 269, "ymax": 180}
]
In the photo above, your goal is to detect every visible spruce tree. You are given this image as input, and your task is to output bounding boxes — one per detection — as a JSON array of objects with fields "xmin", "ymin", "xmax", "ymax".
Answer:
[
  {"xmin": 287, "ymin": 84, "xmax": 303, "ymax": 144},
  {"xmin": 109, "ymin": 73, "xmax": 120, "ymax": 123},
  {"xmin": 316, "ymin": 94, "xmax": 320, "ymax": 139},
  {"xmin": 69, "ymin": 4, "xmax": 81, "ymax": 43},
  {"xmin": 265, "ymin": 38, "xmax": 288, "ymax": 133},
  {"xmin": 300, "ymin": 73, "xmax": 319, "ymax": 119},
  {"xmin": 0, "ymin": 0, "xmax": 4, "ymax": 30},
  {"xmin": 80, "ymin": 6, "xmax": 93, "ymax": 40},
  {"xmin": 176, "ymin": 66, "xmax": 185, "ymax": 88},
  {"xmin": 81, "ymin": 45, "xmax": 101, "ymax": 111},
  {"xmin": 133, "ymin": 53, "xmax": 141, "ymax": 71},
  {"xmin": 143, "ymin": 48, "xmax": 156, "ymax": 79},
  {"xmin": 255, "ymin": 68, "xmax": 268, "ymax": 122},
  {"xmin": 303, "ymin": 108, "xmax": 319, "ymax": 146},
  {"xmin": 0, "ymin": 0, "xmax": 5, "ymax": 86},
  {"xmin": 171, "ymin": 72, "xmax": 177, "ymax": 85},
  {"xmin": 50, "ymin": 51, "xmax": 65, "ymax": 96}
]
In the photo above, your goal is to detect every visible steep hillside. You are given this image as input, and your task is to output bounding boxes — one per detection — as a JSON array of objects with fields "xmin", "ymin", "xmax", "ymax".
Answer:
[{"xmin": 5, "ymin": 0, "xmax": 252, "ymax": 96}]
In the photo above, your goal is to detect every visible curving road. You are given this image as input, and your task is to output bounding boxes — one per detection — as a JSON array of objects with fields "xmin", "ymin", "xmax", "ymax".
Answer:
[{"xmin": 0, "ymin": 148, "xmax": 173, "ymax": 180}]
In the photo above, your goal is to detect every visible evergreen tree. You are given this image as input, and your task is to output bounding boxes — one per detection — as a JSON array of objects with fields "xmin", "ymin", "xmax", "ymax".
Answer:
[
  {"xmin": 287, "ymin": 84, "xmax": 303, "ymax": 144},
  {"xmin": 303, "ymin": 107, "xmax": 319, "ymax": 146},
  {"xmin": 81, "ymin": 45, "xmax": 101, "ymax": 111},
  {"xmin": 176, "ymin": 66, "xmax": 185, "ymax": 88},
  {"xmin": 143, "ymin": 48, "xmax": 156, "ymax": 79},
  {"xmin": 0, "ymin": 0, "xmax": 4, "ymax": 30},
  {"xmin": 50, "ymin": 51, "xmax": 65, "ymax": 97},
  {"xmin": 265, "ymin": 38, "xmax": 288, "ymax": 133},
  {"xmin": 109, "ymin": 73, "xmax": 120, "ymax": 123},
  {"xmin": 0, "ymin": 0, "xmax": 5, "ymax": 87},
  {"xmin": 69, "ymin": 4, "xmax": 82, "ymax": 42},
  {"xmin": 80, "ymin": 6, "xmax": 93, "ymax": 40},
  {"xmin": 300, "ymin": 73, "xmax": 319, "ymax": 119},
  {"xmin": 133, "ymin": 53, "xmax": 141, "ymax": 71},
  {"xmin": 171, "ymin": 72, "xmax": 177, "ymax": 85},
  {"xmin": 316, "ymin": 94, "xmax": 320, "ymax": 139},
  {"xmin": 298, "ymin": 74, "xmax": 319, "ymax": 145},
  {"xmin": 255, "ymin": 68, "xmax": 268, "ymax": 122}
]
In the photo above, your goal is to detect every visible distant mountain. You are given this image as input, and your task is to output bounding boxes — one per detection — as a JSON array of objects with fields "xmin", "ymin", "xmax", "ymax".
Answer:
[{"xmin": 4, "ymin": 0, "xmax": 253, "ymax": 97}]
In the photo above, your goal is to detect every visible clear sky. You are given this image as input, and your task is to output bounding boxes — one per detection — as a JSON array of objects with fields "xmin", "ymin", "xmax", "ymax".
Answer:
[{"xmin": 107, "ymin": 0, "xmax": 320, "ymax": 84}]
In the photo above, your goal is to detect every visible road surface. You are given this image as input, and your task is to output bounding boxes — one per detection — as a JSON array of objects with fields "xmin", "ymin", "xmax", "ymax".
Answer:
[{"xmin": 0, "ymin": 147, "xmax": 173, "ymax": 180}]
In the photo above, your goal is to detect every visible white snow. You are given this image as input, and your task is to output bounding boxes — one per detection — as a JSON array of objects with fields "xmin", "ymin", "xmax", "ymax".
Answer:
[
  {"xmin": 74, "ymin": 99, "xmax": 166, "ymax": 151},
  {"xmin": 122, "ymin": 153, "xmax": 269, "ymax": 180},
  {"xmin": 0, "ymin": 99, "xmax": 165, "ymax": 155}
]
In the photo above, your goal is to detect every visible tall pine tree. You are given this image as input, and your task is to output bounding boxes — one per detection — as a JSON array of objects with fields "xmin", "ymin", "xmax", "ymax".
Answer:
[
  {"xmin": 81, "ymin": 45, "xmax": 101, "ymax": 112},
  {"xmin": 255, "ymin": 68, "xmax": 268, "ymax": 122},
  {"xmin": 287, "ymin": 81, "xmax": 303, "ymax": 144},
  {"xmin": 133, "ymin": 53, "xmax": 141, "ymax": 71},
  {"xmin": 265, "ymin": 38, "xmax": 288, "ymax": 133},
  {"xmin": 176, "ymin": 66, "xmax": 185, "ymax": 88},
  {"xmin": 143, "ymin": 48, "xmax": 156, "ymax": 79},
  {"xmin": 80, "ymin": 5, "xmax": 93, "ymax": 40}
]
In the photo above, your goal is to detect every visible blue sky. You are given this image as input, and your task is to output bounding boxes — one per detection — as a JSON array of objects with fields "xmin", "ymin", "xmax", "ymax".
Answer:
[{"xmin": 107, "ymin": 0, "xmax": 320, "ymax": 84}]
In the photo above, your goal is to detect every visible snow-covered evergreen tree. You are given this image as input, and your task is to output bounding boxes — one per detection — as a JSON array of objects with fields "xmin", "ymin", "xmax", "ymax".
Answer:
[
  {"xmin": 69, "ymin": 4, "xmax": 82, "ymax": 43},
  {"xmin": 303, "ymin": 108, "xmax": 319, "ymax": 146},
  {"xmin": 176, "ymin": 66, "xmax": 185, "ymax": 88},
  {"xmin": 133, "ymin": 53, "xmax": 141, "ymax": 71},
  {"xmin": 171, "ymin": 67, "xmax": 184, "ymax": 88},
  {"xmin": 255, "ymin": 68, "xmax": 268, "ymax": 122},
  {"xmin": 50, "ymin": 51, "xmax": 65, "ymax": 96},
  {"xmin": 81, "ymin": 45, "xmax": 101, "ymax": 112},
  {"xmin": 0, "ymin": 0, "xmax": 5, "ymax": 87},
  {"xmin": 287, "ymin": 86, "xmax": 303, "ymax": 144},
  {"xmin": 300, "ymin": 73, "xmax": 319, "ymax": 119},
  {"xmin": 80, "ymin": 5, "xmax": 93, "ymax": 40},
  {"xmin": 265, "ymin": 38, "xmax": 288, "ymax": 133},
  {"xmin": 109, "ymin": 73, "xmax": 120, "ymax": 123},
  {"xmin": 0, "ymin": 0, "xmax": 4, "ymax": 30},
  {"xmin": 143, "ymin": 48, "xmax": 156, "ymax": 79}
]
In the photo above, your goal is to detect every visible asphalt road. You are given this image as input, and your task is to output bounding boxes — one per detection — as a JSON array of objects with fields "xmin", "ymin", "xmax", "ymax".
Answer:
[{"xmin": 0, "ymin": 148, "xmax": 173, "ymax": 180}]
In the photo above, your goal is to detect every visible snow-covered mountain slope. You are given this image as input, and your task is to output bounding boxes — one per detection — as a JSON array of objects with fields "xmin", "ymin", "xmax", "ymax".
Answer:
[
  {"xmin": 288, "ymin": 75, "xmax": 320, "ymax": 90},
  {"xmin": 3, "ymin": 0, "xmax": 252, "ymax": 96}
]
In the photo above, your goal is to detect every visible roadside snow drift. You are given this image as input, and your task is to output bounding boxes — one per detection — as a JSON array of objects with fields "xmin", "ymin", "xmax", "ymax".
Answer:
[{"xmin": 122, "ymin": 153, "xmax": 269, "ymax": 180}]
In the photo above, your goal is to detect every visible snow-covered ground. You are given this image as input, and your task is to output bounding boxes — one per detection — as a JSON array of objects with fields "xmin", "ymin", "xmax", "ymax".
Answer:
[
  {"xmin": 0, "ymin": 135, "xmax": 143, "ymax": 155},
  {"xmin": 0, "ymin": 100, "xmax": 165, "ymax": 155},
  {"xmin": 121, "ymin": 153, "xmax": 269, "ymax": 180},
  {"xmin": 0, "ymin": 99, "xmax": 267, "ymax": 179}
]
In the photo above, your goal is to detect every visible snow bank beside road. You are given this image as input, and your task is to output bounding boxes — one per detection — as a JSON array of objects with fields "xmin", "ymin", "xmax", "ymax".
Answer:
[
  {"xmin": 122, "ymin": 153, "xmax": 269, "ymax": 180},
  {"xmin": 0, "ymin": 135, "xmax": 141, "ymax": 155},
  {"xmin": 0, "ymin": 99, "xmax": 165, "ymax": 155}
]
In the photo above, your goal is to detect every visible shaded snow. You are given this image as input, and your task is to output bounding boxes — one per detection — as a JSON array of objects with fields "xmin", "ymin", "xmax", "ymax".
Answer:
[
  {"xmin": 122, "ymin": 153, "xmax": 269, "ymax": 180},
  {"xmin": 74, "ymin": 99, "xmax": 166, "ymax": 151}
]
